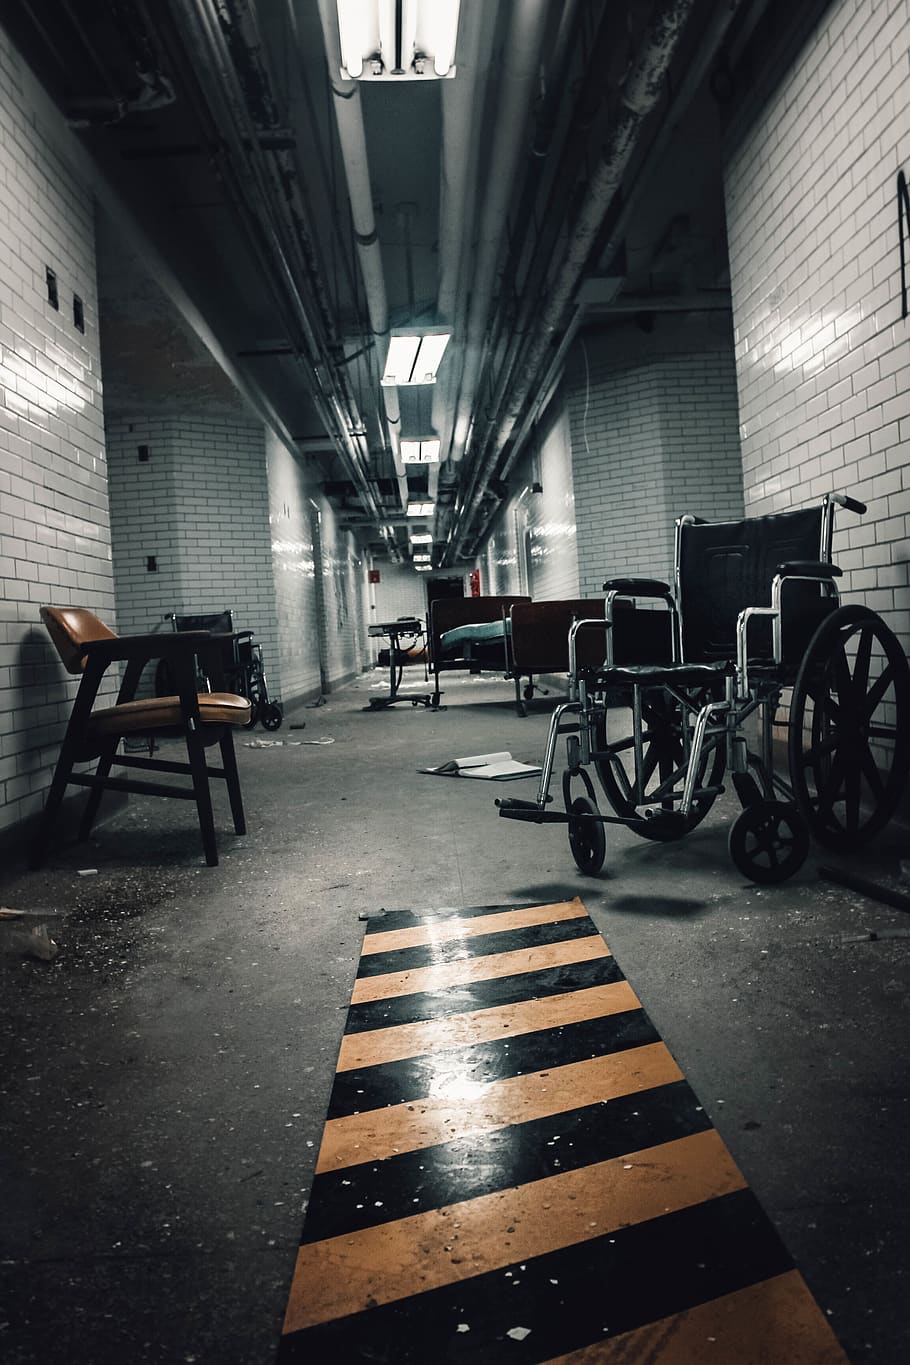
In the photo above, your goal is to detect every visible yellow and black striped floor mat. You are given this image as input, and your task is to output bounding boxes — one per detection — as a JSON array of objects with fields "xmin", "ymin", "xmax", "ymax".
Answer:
[{"xmin": 279, "ymin": 898, "xmax": 847, "ymax": 1362}]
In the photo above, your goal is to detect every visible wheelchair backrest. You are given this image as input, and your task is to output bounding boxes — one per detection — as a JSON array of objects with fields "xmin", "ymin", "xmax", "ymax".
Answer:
[
  {"xmin": 172, "ymin": 610, "xmax": 234, "ymax": 634},
  {"xmin": 678, "ymin": 506, "xmax": 826, "ymax": 663}
]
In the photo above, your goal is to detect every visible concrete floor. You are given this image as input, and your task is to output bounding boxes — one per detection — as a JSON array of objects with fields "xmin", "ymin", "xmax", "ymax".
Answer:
[{"xmin": 1, "ymin": 667, "xmax": 908, "ymax": 1364}]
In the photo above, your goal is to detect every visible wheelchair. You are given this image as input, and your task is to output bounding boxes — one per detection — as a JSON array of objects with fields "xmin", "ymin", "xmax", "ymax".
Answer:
[
  {"xmin": 497, "ymin": 493, "xmax": 910, "ymax": 884},
  {"xmin": 156, "ymin": 610, "xmax": 284, "ymax": 731}
]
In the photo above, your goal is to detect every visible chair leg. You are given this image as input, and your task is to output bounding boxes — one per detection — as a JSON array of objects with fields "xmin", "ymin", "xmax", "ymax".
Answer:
[
  {"xmin": 186, "ymin": 726, "xmax": 219, "ymax": 866},
  {"xmin": 29, "ymin": 734, "xmax": 80, "ymax": 868},
  {"xmin": 220, "ymin": 728, "xmax": 246, "ymax": 835},
  {"xmin": 78, "ymin": 743, "xmax": 119, "ymax": 841}
]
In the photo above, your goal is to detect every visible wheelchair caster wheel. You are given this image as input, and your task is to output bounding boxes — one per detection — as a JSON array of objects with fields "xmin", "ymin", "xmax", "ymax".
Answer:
[
  {"xmin": 568, "ymin": 796, "xmax": 606, "ymax": 875},
  {"xmin": 260, "ymin": 702, "xmax": 283, "ymax": 731},
  {"xmin": 728, "ymin": 801, "xmax": 809, "ymax": 884}
]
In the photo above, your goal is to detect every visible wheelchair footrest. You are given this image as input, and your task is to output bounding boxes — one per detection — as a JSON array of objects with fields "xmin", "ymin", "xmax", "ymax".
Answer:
[{"xmin": 496, "ymin": 798, "xmax": 568, "ymax": 825}]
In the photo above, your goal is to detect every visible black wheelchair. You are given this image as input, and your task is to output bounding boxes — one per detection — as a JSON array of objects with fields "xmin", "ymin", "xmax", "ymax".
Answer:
[
  {"xmin": 498, "ymin": 494, "xmax": 910, "ymax": 883},
  {"xmin": 156, "ymin": 610, "xmax": 283, "ymax": 731}
]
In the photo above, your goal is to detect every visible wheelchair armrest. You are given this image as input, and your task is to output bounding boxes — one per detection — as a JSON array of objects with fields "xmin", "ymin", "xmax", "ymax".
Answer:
[
  {"xmin": 777, "ymin": 560, "xmax": 842, "ymax": 579},
  {"xmin": 602, "ymin": 577, "xmax": 672, "ymax": 596}
]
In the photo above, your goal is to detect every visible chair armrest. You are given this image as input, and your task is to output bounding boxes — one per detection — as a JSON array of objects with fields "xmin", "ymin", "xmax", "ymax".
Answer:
[
  {"xmin": 602, "ymin": 577, "xmax": 672, "ymax": 596},
  {"xmin": 777, "ymin": 560, "xmax": 842, "ymax": 578},
  {"xmin": 81, "ymin": 630, "xmax": 213, "ymax": 663}
]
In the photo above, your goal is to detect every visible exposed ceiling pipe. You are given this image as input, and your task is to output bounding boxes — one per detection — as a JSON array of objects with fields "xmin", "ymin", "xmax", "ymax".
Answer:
[
  {"xmin": 487, "ymin": 0, "xmax": 749, "ymax": 513},
  {"xmin": 175, "ymin": 0, "xmax": 385, "ymax": 525},
  {"xmin": 428, "ymin": 0, "xmax": 495, "ymax": 505},
  {"xmin": 451, "ymin": 0, "xmax": 698, "ymax": 559},
  {"xmin": 446, "ymin": 0, "xmax": 549, "ymax": 470},
  {"xmin": 312, "ymin": 0, "xmax": 408, "ymax": 513}
]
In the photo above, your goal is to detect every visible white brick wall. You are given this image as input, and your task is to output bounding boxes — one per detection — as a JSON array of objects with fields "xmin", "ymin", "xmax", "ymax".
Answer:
[
  {"xmin": 724, "ymin": 0, "xmax": 910, "ymax": 651},
  {"xmin": 371, "ymin": 562, "xmax": 429, "ymax": 645},
  {"xmin": 566, "ymin": 327, "xmax": 744, "ymax": 595},
  {"xmin": 107, "ymin": 412, "xmax": 281, "ymax": 696},
  {"xmin": 314, "ymin": 498, "xmax": 365, "ymax": 686},
  {"xmin": 0, "ymin": 28, "xmax": 114, "ymax": 833},
  {"xmin": 266, "ymin": 430, "xmax": 323, "ymax": 702}
]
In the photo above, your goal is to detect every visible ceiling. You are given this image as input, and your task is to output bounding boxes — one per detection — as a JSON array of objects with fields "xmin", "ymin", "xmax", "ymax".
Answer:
[{"xmin": 4, "ymin": 0, "xmax": 774, "ymax": 565}]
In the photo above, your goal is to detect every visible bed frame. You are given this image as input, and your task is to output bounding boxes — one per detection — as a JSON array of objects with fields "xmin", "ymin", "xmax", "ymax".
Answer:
[{"xmin": 427, "ymin": 596, "xmax": 608, "ymax": 715}]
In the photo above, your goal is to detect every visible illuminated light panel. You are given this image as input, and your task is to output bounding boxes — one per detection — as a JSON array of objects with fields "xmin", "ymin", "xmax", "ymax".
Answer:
[
  {"xmin": 409, "ymin": 531, "xmax": 433, "ymax": 544},
  {"xmin": 407, "ymin": 501, "xmax": 435, "ymax": 517},
  {"xmin": 337, "ymin": 0, "xmax": 460, "ymax": 81},
  {"xmin": 381, "ymin": 332, "xmax": 450, "ymax": 386},
  {"xmin": 401, "ymin": 438, "xmax": 441, "ymax": 464}
]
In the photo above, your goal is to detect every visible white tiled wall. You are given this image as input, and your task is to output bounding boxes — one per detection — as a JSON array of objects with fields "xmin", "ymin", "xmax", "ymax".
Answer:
[
  {"xmin": 566, "ymin": 325, "xmax": 744, "ymax": 594},
  {"xmin": 106, "ymin": 412, "xmax": 281, "ymax": 693},
  {"xmin": 525, "ymin": 404, "xmax": 579, "ymax": 600},
  {"xmin": 315, "ymin": 498, "xmax": 365, "ymax": 686},
  {"xmin": 266, "ymin": 430, "xmax": 323, "ymax": 702},
  {"xmin": 0, "ymin": 29, "xmax": 113, "ymax": 833},
  {"xmin": 482, "ymin": 401, "xmax": 580, "ymax": 601},
  {"xmin": 371, "ymin": 562, "xmax": 429, "ymax": 644},
  {"xmin": 724, "ymin": 0, "xmax": 910, "ymax": 650}
]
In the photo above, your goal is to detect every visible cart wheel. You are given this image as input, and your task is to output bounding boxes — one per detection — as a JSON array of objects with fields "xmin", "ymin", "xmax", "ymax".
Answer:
[
  {"xmin": 788, "ymin": 605, "xmax": 910, "ymax": 850},
  {"xmin": 728, "ymin": 801, "xmax": 809, "ymax": 884},
  {"xmin": 595, "ymin": 687, "xmax": 725, "ymax": 841},
  {"xmin": 567, "ymin": 797, "xmax": 606, "ymax": 875},
  {"xmin": 243, "ymin": 699, "xmax": 261, "ymax": 729},
  {"xmin": 523, "ymin": 683, "xmax": 535, "ymax": 702},
  {"xmin": 260, "ymin": 702, "xmax": 283, "ymax": 731}
]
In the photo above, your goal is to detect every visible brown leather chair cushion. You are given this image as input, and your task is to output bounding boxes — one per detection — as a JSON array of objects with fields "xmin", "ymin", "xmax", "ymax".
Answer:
[
  {"xmin": 41, "ymin": 606, "xmax": 117, "ymax": 674},
  {"xmin": 88, "ymin": 692, "xmax": 252, "ymax": 736}
]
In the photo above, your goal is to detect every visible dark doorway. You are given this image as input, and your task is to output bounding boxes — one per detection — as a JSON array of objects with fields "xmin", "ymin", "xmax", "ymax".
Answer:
[{"xmin": 425, "ymin": 576, "xmax": 464, "ymax": 608}]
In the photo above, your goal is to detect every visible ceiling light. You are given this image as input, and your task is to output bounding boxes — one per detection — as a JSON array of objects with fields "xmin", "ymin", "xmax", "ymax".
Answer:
[
  {"xmin": 412, "ymin": 553, "xmax": 431, "ymax": 563},
  {"xmin": 414, "ymin": 564, "xmax": 432, "ymax": 572},
  {"xmin": 401, "ymin": 437, "xmax": 441, "ymax": 464},
  {"xmin": 407, "ymin": 500, "xmax": 435, "ymax": 517},
  {"xmin": 381, "ymin": 331, "xmax": 451, "ymax": 386},
  {"xmin": 409, "ymin": 530, "xmax": 432, "ymax": 543},
  {"xmin": 337, "ymin": 0, "xmax": 461, "ymax": 81}
]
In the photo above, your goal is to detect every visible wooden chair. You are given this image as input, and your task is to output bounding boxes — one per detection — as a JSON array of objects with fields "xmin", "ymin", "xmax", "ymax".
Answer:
[{"xmin": 32, "ymin": 607, "xmax": 252, "ymax": 868}]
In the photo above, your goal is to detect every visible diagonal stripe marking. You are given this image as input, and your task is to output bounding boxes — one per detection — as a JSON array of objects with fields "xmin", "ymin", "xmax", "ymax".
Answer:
[
  {"xmin": 284, "ymin": 1127, "xmax": 745, "ymax": 1333},
  {"xmin": 361, "ymin": 898, "xmax": 589, "ymax": 956},
  {"xmin": 538, "ymin": 1269, "xmax": 849, "ymax": 1363},
  {"xmin": 316, "ymin": 1040, "xmax": 681, "ymax": 1173},
  {"xmin": 350, "ymin": 934, "xmax": 611, "ymax": 1004},
  {"xmin": 337, "ymin": 979, "xmax": 641, "ymax": 1071}
]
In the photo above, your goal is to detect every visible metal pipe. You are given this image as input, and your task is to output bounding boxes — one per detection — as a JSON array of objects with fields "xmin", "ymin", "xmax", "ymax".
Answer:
[
  {"xmin": 176, "ymin": 0, "xmax": 384, "ymax": 521},
  {"xmin": 451, "ymin": 0, "xmax": 699, "ymax": 559},
  {"xmin": 446, "ymin": 0, "xmax": 549, "ymax": 465},
  {"xmin": 313, "ymin": 0, "xmax": 405, "ymax": 498}
]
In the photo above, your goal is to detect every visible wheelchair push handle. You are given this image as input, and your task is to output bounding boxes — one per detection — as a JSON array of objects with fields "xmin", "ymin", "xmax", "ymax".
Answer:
[{"xmin": 831, "ymin": 492, "xmax": 867, "ymax": 515}]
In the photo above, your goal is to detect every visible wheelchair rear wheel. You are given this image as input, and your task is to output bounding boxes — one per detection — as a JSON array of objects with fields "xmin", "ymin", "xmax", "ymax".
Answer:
[
  {"xmin": 594, "ymin": 688, "xmax": 725, "ymax": 841},
  {"xmin": 788, "ymin": 605, "xmax": 910, "ymax": 850}
]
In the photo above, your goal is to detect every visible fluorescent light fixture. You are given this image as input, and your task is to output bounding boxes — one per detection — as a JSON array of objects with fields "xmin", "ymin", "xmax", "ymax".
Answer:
[
  {"xmin": 381, "ymin": 331, "xmax": 450, "ymax": 386},
  {"xmin": 409, "ymin": 530, "xmax": 432, "ymax": 543},
  {"xmin": 412, "ymin": 553, "xmax": 431, "ymax": 563},
  {"xmin": 414, "ymin": 564, "xmax": 432, "ymax": 572},
  {"xmin": 401, "ymin": 437, "xmax": 441, "ymax": 464},
  {"xmin": 407, "ymin": 500, "xmax": 435, "ymax": 517},
  {"xmin": 337, "ymin": 0, "xmax": 460, "ymax": 81}
]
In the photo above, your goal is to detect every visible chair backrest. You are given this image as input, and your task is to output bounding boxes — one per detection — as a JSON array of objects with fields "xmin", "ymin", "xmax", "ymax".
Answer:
[
  {"xmin": 41, "ymin": 606, "xmax": 118, "ymax": 674},
  {"xmin": 677, "ymin": 506, "xmax": 825, "ymax": 663}
]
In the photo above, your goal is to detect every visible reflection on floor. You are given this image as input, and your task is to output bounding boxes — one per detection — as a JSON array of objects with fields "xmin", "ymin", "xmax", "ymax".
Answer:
[{"xmin": 279, "ymin": 898, "xmax": 847, "ymax": 1363}]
